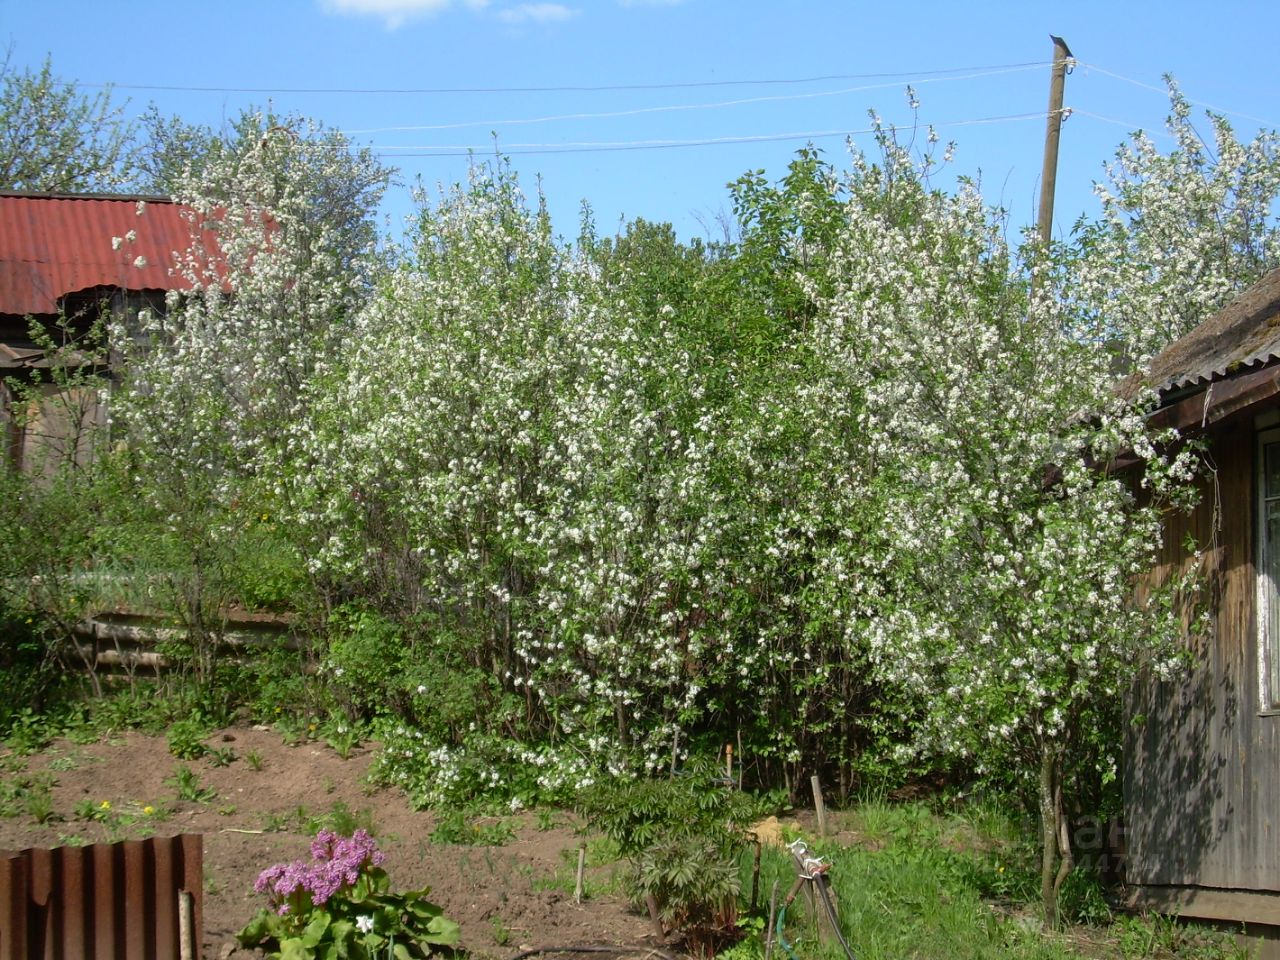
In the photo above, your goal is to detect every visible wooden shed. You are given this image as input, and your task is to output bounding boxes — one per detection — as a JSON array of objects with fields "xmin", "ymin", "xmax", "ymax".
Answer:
[{"xmin": 1125, "ymin": 266, "xmax": 1280, "ymax": 926}]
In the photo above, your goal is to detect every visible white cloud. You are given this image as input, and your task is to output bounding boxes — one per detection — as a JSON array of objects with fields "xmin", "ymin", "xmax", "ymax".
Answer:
[
  {"xmin": 320, "ymin": 0, "xmax": 489, "ymax": 29},
  {"xmin": 496, "ymin": 2, "xmax": 577, "ymax": 23}
]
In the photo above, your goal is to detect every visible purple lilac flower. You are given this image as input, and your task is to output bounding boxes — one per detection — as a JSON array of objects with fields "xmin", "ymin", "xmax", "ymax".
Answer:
[{"xmin": 255, "ymin": 831, "xmax": 386, "ymax": 914}]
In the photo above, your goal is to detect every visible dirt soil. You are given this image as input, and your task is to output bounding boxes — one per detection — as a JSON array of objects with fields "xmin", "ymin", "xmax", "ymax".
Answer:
[{"xmin": 0, "ymin": 727, "xmax": 656, "ymax": 959}]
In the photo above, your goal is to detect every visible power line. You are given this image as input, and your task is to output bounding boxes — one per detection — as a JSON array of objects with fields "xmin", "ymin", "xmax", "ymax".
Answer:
[
  {"xmin": 75, "ymin": 60, "xmax": 1052, "ymax": 96},
  {"xmin": 344, "ymin": 65, "xmax": 1046, "ymax": 134},
  {"xmin": 1077, "ymin": 63, "xmax": 1278, "ymax": 128},
  {"xmin": 371, "ymin": 111, "xmax": 1047, "ymax": 158},
  {"xmin": 1072, "ymin": 109, "xmax": 1145, "ymax": 131}
]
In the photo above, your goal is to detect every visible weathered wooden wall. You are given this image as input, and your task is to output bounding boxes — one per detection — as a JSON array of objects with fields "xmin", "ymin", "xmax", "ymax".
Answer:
[{"xmin": 1126, "ymin": 416, "xmax": 1280, "ymax": 920}]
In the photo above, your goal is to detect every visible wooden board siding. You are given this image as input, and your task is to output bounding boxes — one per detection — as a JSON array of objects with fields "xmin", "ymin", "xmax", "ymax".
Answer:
[{"xmin": 1126, "ymin": 415, "xmax": 1280, "ymax": 905}]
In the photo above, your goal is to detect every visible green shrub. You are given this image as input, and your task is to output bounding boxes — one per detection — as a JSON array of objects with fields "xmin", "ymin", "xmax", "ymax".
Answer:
[
  {"xmin": 166, "ymin": 719, "xmax": 209, "ymax": 760},
  {"xmin": 324, "ymin": 605, "xmax": 407, "ymax": 721},
  {"xmin": 575, "ymin": 764, "xmax": 767, "ymax": 952}
]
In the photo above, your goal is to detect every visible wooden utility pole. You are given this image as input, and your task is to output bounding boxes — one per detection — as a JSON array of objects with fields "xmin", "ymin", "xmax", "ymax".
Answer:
[{"xmin": 1036, "ymin": 35, "xmax": 1073, "ymax": 248}]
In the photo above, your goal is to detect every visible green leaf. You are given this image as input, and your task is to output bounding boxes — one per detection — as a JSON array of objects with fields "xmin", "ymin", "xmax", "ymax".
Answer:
[
  {"xmin": 422, "ymin": 914, "xmax": 461, "ymax": 945},
  {"xmin": 301, "ymin": 910, "xmax": 331, "ymax": 948},
  {"xmin": 236, "ymin": 909, "xmax": 277, "ymax": 946}
]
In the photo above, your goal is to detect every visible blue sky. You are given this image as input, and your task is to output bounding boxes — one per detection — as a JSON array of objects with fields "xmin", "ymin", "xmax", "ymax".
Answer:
[{"xmin": 4, "ymin": 0, "xmax": 1279, "ymax": 245}]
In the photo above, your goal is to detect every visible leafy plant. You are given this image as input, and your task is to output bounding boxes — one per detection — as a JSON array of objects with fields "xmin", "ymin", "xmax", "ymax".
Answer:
[
  {"xmin": 238, "ymin": 830, "xmax": 460, "ymax": 959},
  {"xmin": 490, "ymin": 916, "xmax": 512, "ymax": 947},
  {"xmin": 307, "ymin": 800, "xmax": 377, "ymax": 838},
  {"xmin": 0, "ymin": 771, "xmax": 57, "ymax": 823},
  {"xmin": 25, "ymin": 778, "xmax": 57, "ymax": 824},
  {"xmin": 260, "ymin": 810, "xmax": 291, "ymax": 833},
  {"xmin": 430, "ymin": 810, "xmax": 514, "ymax": 846},
  {"xmin": 576, "ymin": 766, "xmax": 764, "ymax": 951},
  {"xmin": 245, "ymin": 749, "xmax": 265, "ymax": 771},
  {"xmin": 322, "ymin": 715, "xmax": 360, "ymax": 760},
  {"xmin": 166, "ymin": 719, "xmax": 209, "ymax": 760},
  {"xmin": 206, "ymin": 746, "xmax": 236, "ymax": 767},
  {"xmin": 166, "ymin": 763, "xmax": 217, "ymax": 804},
  {"xmin": 74, "ymin": 797, "xmax": 115, "ymax": 822}
]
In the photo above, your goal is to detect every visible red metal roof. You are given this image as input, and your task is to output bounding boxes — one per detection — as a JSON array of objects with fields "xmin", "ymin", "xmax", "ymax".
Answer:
[{"xmin": 0, "ymin": 192, "xmax": 205, "ymax": 315}]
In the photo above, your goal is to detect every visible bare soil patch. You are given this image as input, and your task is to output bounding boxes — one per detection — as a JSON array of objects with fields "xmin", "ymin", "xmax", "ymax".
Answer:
[{"xmin": 0, "ymin": 727, "xmax": 654, "ymax": 959}]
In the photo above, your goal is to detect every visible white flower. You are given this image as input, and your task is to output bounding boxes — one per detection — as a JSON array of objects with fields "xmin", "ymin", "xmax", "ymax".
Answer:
[
  {"xmin": 356, "ymin": 914, "xmax": 374, "ymax": 934},
  {"xmin": 133, "ymin": 255, "xmax": 148, "ymax": 269}
]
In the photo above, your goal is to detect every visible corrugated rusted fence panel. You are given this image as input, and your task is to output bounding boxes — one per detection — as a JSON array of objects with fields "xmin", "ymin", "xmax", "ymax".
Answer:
[{"xmin": 0, "ymin": 834, "xmax": 201, "ymax": 960}]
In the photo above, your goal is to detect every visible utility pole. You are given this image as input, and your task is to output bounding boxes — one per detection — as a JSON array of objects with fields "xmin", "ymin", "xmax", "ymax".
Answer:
[{"xmin": 1036, "ymin": 35, "xmax": 1073, "ymax": 249}]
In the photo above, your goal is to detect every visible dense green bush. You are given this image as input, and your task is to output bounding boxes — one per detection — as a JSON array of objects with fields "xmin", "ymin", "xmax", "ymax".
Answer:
[{"xmin": 575, "ymin": 766, "xmax": 773, "ymax": 951}]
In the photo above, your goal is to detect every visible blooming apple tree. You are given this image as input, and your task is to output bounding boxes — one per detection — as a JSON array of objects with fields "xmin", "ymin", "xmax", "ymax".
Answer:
[
  {"xmin": 107, "ymin": 110, "xmax": 390, "ymax": 680},
  {"xmin": 808, "ymin": 122, "xmax": 1204, "ymax": 926},
  {"xmin": 1069, "ymin": 82, "xmax": 1280, "ymax": 369}
]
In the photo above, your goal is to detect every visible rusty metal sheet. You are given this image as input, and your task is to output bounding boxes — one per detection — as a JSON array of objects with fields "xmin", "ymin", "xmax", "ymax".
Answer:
[
  {"xmin": 0, "ymin": 834, "xmax": 202, "ymax": 960},
  {"xmin": 0, "ymin": 192, "xmax": 205, "ymax": 316}
]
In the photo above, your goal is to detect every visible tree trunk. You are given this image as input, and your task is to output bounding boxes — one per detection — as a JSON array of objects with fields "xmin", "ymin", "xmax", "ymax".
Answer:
[{"xmin": 1038, "ymin": 741, "xmax": 1060, "ymax": 930}]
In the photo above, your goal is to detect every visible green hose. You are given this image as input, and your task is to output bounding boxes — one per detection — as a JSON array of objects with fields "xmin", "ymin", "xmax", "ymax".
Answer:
[
  {"xmin": 775, "ymin": 897, "xmax": 802, "ymax": 960},
  {"xmin": 774, "ymin": 878, "xmax": 857, "ymax": 960}
]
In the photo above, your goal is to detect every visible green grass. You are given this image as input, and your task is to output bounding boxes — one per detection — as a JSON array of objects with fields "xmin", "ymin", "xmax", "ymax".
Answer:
[{"xmin": 729, "ymin": 802, "xmax": 1249, "ymax": 960}]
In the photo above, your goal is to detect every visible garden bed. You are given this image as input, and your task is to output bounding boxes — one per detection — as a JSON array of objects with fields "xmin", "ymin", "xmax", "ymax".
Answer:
[{"xmin": 0, "ymin": 727, "xmax": 652, "ymax": 959}]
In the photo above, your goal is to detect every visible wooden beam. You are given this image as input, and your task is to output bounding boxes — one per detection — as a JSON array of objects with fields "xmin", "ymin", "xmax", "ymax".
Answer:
[
  {"xmin": 1148, "ymin": 363, "xmax": 1280, "ymax": 435},
  {"xmin": 1128, "ymin": 884, "xmax": 1280, "ymax": 926}
]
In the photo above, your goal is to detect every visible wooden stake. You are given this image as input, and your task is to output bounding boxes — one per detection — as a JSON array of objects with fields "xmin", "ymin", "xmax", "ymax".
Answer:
[
  {"xmin": 179, "ymin": 891, "xmax": 195, "ymax": 960},
  {"xmin": 574, "ymin": 845, "xmax": 586, "ymax": 904},
  {"xmin": 763, "ymin": 879, "xmax": 780, "ymax": 960},
  {"xmin": 725, "ymin": 743, "xmax": 734, "ymax": 782},
  {"xmin": 737, "ymin": 728, "xmax": 745, "ymax": 790},
  {"xmin": 750, "ymin": 840, "xmax": 762, "ymax": 913},
  {"xmin": 811, "ymin": 774, "xmax": 828, "ymax": 838}
]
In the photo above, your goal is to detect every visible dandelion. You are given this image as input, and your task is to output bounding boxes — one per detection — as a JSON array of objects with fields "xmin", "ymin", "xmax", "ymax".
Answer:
[
  {"xmin": 99, "ymin": 800, "xmax": 111, "ymax": 811},
  {"xmin": 143, "ymin": 805, "xmax": 155, "ymax": 816}
]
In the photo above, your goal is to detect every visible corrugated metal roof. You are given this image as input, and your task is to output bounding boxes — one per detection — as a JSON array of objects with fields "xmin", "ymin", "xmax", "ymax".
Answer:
[
  {"xmin": 1122, "ymin": 267, "xmax": 1280, "ymax": 403},
  {"xmin": 0, "ymin": 192, "xmax": 201, "ymax": 315}
]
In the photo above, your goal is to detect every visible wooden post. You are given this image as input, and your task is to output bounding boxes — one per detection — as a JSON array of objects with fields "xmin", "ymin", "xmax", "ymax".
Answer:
[
  {"xmin": 736, "ymin": 728, "xmax": 745, "ymax": 790},
  {"xmin": 1036, "ymin": 35, "xmax": 1073, "ymax": 249},
  {"xmin": 763, "ymin": 879, "xmax": 780, "ymax": 960},
  {"xmin": 750, "ymin": 840, "xmax": 762, "ymax": 913},
  {"xmin": 574, "ymin": 845, "xmax": 586, "ymax": 904},
  {"xmin": 725, "ymin": 743, "xmax": 734, "ymax": 782},
  {"xmin": 178, "ymin": 890, "xmax": 195, "ymax": 960},
  {"xmin": 811, "ymin": 775, "xmax": 828, "ymax": 838}
]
